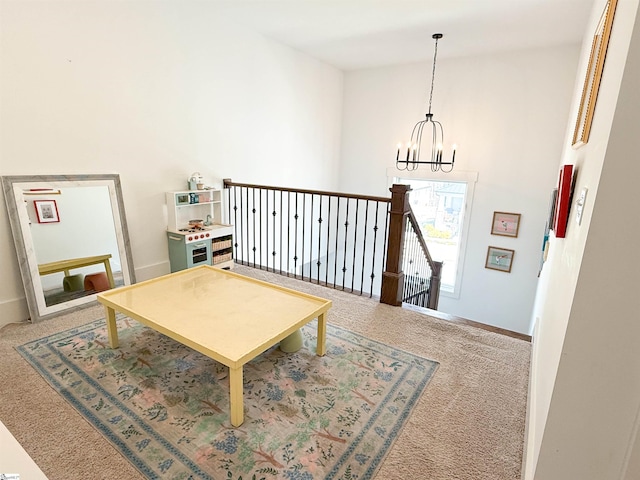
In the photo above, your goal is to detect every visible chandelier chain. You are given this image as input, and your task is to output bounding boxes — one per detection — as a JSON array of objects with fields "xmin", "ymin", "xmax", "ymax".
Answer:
[{"xmin": 427, "ymin": 36, "xmax": 439, "ymax": 115}]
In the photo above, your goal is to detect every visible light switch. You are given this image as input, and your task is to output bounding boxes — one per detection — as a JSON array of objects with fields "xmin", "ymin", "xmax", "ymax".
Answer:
[{"xmin": 575, "ymin": 187, "xmax": 588, "ymax": 225}]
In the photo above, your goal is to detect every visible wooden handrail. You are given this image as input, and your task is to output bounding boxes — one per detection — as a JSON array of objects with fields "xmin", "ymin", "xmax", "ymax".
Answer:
[{"xmin": 223, "ymin": 179, "xmax": 391, "ymax": 204}]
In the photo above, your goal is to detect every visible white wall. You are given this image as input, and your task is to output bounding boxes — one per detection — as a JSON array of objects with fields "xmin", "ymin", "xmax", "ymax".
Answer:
[
  {"xmin": 525, "ymin": 0, "xmax": 640, "ymax": 478},
  {"xmin": 0, "ymin": 1, "xmax": 343, "ymax": 324},
  {"xmin": 339, "ymin": 46, "xmax": 580, "ymax": 334}
]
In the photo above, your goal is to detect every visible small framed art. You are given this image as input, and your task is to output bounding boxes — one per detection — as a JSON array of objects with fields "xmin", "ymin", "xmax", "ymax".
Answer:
[
  {"xmin": 491, "ymin": 211, "xmax": 521, "ymax": 238},
  {"xmin": 485, "ymin": 246, "xmax": 515, "ymax": 273},
  {"xmin": 34, "ymin": 200, "xmax": 60, "ymax": 223}
]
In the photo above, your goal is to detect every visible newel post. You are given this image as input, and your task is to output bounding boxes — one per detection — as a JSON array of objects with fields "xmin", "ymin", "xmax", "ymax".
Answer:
[{"xmin": 380, "ymin": 184, "xmax": 412, "ymax": 306}]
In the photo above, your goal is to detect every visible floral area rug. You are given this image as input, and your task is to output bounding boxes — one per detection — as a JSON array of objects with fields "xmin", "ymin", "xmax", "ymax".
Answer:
[{"xmin": 17, "ymin": 316, "xmax": 438, "ymax": 479}]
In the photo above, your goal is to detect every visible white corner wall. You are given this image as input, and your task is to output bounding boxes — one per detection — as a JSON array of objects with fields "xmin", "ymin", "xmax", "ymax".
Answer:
[
  {"xmin": 339, "ymin": 46, "xmax": 580, "ymax": 334},
  {"xmin": 525, "ymin": 0, "xmax": 640, "ymax": 478},
  {"xmin": 0, "ymin": 1, "xmax": 343, "ymax": 325}
]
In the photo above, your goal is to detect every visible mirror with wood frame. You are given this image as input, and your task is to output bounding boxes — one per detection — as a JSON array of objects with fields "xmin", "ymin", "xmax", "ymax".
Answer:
[{"xmin": 2, "ymin": 174, "xmax": 136, "ymax": 322}]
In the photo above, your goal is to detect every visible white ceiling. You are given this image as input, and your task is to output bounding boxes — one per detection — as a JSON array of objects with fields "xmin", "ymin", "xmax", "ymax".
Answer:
[{"xmin": 213, "ymin": 0, "xmax": 596, "ymax": 70}]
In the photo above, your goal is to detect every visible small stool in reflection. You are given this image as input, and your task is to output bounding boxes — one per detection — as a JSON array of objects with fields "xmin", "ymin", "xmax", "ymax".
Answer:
[
  {"xmin": 84, "ymin": 272, "xmax": 110, "ymax": 292},
  {"xmin": 63, "ymin": 274, "xmax": 85, "ymax": 292}
]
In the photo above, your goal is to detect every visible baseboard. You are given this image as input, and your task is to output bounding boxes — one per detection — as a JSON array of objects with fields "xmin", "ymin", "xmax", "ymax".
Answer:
[
  {"xmin": 521, "ymin": 317, "xmax": 540, "ymax": 480},
  {"xmin": 0, "ymin": 297, "xmax": 30, "ymax": 329},
  {"xmin": 134, "ymin": 261, "xmax": 170, "ymax": 283},
  {"xmin": 0, "ymin": 262, "xmax": 170, "ymax": 330}
]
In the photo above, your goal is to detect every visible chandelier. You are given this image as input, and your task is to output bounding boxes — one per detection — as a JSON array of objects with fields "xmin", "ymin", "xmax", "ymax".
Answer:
[{"xmin": 396, "ymin": 33, "xmax": 456, "ymax": 172}]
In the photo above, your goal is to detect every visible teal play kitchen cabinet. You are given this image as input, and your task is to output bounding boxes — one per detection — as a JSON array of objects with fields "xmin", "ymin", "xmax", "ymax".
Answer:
[{"xmin": 166, "ymin": 189, "xmax": 234, "ymax": 272}]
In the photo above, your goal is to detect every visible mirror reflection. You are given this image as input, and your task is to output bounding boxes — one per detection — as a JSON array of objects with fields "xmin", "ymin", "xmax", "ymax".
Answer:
[
  {"xmin": 2, "ymin": 174, "xmax": 136, "ymax": 322},
  {"xmin": 29, "ymin": 185, "xmax": 125, "ymax": 306}
]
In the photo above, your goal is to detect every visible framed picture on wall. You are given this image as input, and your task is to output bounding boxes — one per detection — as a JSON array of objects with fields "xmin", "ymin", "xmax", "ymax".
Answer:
[
  {"xmin": 485, "ymin": 246, "xmax": 515, "ymax": 273},
  {"xmin": 572, "ymin": 0, "xmax": 618, "ymax": 148},
  {"xmin": 491, "ymin": 211, "xmax": 521, "ymax": 237},
  {"xmin": 34, "ymin": 200, "xmax": 60, "ymax": 223},
  {"xmin": 554, "ymin": 165, "xmax": 574, "ymax": 238}
]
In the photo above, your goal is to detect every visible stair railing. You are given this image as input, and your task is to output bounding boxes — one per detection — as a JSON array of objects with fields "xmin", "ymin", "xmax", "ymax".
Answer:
[
  {"xmin": 380, "ymin": 184, "xmax": 442, "ymax": 309},
  {"xmin": 404, "ymin": 209, "xmax": 442, "ymax": 309},
  {"xmin": 223, "ymin": 179, "xmax": 441, "ymax": 309},
  {"xmin": 223, "ymin": 179, "xmax": 390, "ymax": 297}
]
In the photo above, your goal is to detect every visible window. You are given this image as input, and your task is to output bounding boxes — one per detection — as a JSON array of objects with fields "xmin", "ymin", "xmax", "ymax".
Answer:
[{"xmin": 389, "ymin": 170, "xmax": 477, "ymax": 297}]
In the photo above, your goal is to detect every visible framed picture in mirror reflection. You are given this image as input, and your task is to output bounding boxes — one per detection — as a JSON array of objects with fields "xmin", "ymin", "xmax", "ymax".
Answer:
[{"xmin": 34, "ymin": 200, "xmax": 60, "ymax": 223}]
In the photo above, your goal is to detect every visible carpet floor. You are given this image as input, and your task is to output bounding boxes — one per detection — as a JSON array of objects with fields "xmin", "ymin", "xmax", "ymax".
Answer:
[{"xmin": 0, "ymin": 266, "xmax": 531, "ymax": 479}]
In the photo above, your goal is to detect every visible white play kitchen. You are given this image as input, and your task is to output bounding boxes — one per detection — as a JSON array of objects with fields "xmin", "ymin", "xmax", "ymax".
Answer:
[{"xmin": 166, "ymin": 178, "xmax": 233, "ymax": 272}]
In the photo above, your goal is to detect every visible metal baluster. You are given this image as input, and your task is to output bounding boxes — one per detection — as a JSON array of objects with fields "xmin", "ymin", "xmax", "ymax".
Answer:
[
  {"xmin": 293, "ymin": 192, "xmax": 299, "ymax": 277},
  {"xmin": 420, "ymin": 234, "xmax": 430, "ymax": 305},
  {"xmin": 279, "ymin": 190, "xmax": 283, "ymax": 274},
  {"xmin": 242, "ymin": 186, "xmax": 247, "ymax": 265},
  {"xmin": 264, "ymin": 188, "xmax": 269, "ymax": 269},
  {"xmin": 272, "ymin": 189, "xmax": 277, "ymax": 272},
  {"xmin": 260, "ymin": 187, "xmax": 264, "ymax": 269},
  {"xmin": 244, "ymin": 187, "xmax": 249, "ymax": 265},
  {"xmin": 360, "ymin": 200, "xmax": 370, "ymax": 296},
  {"xmin": 317, "ymin": 195, "xmax": 323, "ymax": 284},
  {"xmin": 369, "ymin": 201, "xmax": 381, "ymax": 298},
  {"xmin": 333, "ymin": 197, "xmax": 341, "ymax": 289},
  {"xmin": 422, "ymin": 256, "xmax": 429, "ymax": 307},
  {"xmin": 251, "ymin": 188, "xmax": 256, "ymax": 266},
  {"xmin": 415, "ymin": 234, "xmax": 424, "ymax": 304},
  {"xmin": 417, "ymin": 253, "xmax": 425, "ymax": 306},
  {"xmin": 342, "ymin": 198, "xmax": 350, "ymax": 290},
  {"xmin": 351, "ymin": 199, "xmax": 359, "ymax": 293},
  {"xmin": 325, "ymin": 196, "xmax": 332, "ymax": 286},
  {"xmin": 309, "ymin": 193, "xmax": 315, "ymax": 282},
  {"xmin": 240, "ymin": 186, "xmax": 244, "ymax": 265},
  {"xmin": 287, "ymin": 191, "xmax": 291, "ymax": 275},
  {"xmin": 301, "ymin": 193, "xmax": 307, "ymax": 280}
]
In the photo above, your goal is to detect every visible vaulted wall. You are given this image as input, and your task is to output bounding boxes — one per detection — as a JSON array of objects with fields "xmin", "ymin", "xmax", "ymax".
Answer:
[
  {"xmin": 0, "ymin": 1, "xmax": 343, "ymax": 324},
  {"xmin": 339, "ymin": 45, "xmax": 580, "ymax": 334},
  {"xmin": 526, "ymin": 0, "xmax": 640, "ymax": 478}
]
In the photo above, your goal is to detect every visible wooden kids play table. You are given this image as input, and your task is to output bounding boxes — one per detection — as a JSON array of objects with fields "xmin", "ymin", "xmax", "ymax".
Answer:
[
  {"xmin": 39, "ymin": 254, "xmax": 115, "ymax": 288},
  {"xmin": 97, "ymin": 265, "xmax": 331, "ymax": 427}
]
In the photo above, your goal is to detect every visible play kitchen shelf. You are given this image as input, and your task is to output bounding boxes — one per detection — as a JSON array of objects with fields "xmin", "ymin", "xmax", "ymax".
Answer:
[
  {"xmin": 166, "ymin": 189, "xmax": 234, "ymax": 272},
  {"xmin": 166, "ymin": 189, "xmax": 223, "ymax": 231},
  {"xmin": 212, "ymin": 234, "xmax": 233, "ymax": 265}
]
